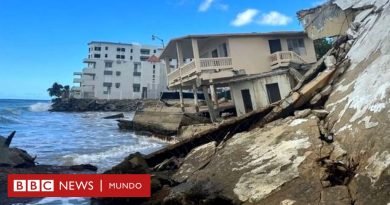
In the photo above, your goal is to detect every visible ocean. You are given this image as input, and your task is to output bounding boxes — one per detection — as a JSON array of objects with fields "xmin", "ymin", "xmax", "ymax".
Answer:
[{"xmin": 0, "ymin": 99, "xmax": 168, "ymax": 205}]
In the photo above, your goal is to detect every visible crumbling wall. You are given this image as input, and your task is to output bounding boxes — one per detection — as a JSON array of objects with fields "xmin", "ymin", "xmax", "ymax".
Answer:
[{"xmin": 298, "ymin": 2, "xmax": 354, "ymax": 39}]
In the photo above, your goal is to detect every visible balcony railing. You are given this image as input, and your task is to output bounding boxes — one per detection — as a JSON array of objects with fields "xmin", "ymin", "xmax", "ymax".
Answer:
[
  {"xmin": 83, "ymin": 68, "xmax": 95, "ymax": 75},
  {"xmin": 200, "ymin": 57, "xmax": 233, "ymax": 70},
  {"xmin": 270, "ymin": 51, "xmax": 307, "ymax": 69},
  {"xmin": 73, "ymin": 78, "xmax": 81, "ymax": 83},
  {"xmin": 167, "ymin": 57, "xmax": 233, "ymax": 86}
]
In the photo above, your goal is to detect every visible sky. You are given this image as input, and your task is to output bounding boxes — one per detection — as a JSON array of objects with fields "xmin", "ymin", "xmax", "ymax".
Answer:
[{"xmin": 0, "ymin": 0, "xmax": 322, "ymax": 100}]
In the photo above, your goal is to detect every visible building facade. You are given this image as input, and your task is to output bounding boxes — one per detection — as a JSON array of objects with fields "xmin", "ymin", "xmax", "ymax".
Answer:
[
  {"xmin": 72, "ymin": 41, "xmax": 167, "ymax": 99},
  {"xmin": 160, "ymin": 32, "xmax": 317, "ymax": 118}
]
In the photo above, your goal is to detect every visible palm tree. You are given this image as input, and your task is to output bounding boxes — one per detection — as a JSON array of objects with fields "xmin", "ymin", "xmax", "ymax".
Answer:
[
  {"xmin": 47, "ymin": 82, "xmax": 63, "ymax": 98},
  {"xmin": 63, "ymin": 85, "xmax": 70, "ymax": 99}
]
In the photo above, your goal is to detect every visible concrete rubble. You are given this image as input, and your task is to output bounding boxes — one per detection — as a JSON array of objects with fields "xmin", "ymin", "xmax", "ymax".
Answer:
[{"xmin": 81, "ymin": 0, "xmax": 390, "ymax": 204}]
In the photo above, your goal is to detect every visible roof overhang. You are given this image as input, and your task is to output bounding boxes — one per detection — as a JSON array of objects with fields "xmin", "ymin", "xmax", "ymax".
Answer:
[{"xmin": 160, "ymin": 31, "xmax": 307, "ymax": 59}]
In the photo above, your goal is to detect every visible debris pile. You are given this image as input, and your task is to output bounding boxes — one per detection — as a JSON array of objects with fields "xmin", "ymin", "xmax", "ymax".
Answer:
[{"xmin": 85, "ymin": 0, "xmax": 390, "ymax": 204}]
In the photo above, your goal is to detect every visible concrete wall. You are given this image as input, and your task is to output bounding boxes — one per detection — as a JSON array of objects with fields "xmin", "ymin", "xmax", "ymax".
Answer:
[
  {"xmin": 230, "ymin": 73, "xmax": 293, "ymax": 116},
  {"xmin": 298, "ymin": 4, "xmax": 354, "ymax": 40},
  {"xmin": 228, "ymin": 35, "xmax": 317, "ymax": 75}
]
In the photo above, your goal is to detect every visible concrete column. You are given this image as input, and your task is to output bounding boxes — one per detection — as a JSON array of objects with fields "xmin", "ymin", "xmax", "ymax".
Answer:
[
  {"xmin": 202, "ymin": 86, "xmax": 217, "ymax": 122},
  {"xmin": 176, "ymin": 41, "xmax": 185, "ymax": 112},
  {"xmin": 191, "ymin": 38, "xmax": 201, "ymax": 72},
  {"xmin": 192, "ymin": 84, "xmax": 199, "ymax": 112},
  {"xmin": 210, "ymin": 84, "xmax": 219, "ymax": 109},
  {"xmin": 164, "ymin": 57, "xmax": 171, "ymax": 74},
  {"xmin": 179, "ymin": 86, "xmax": 185, "ymax": 112}
]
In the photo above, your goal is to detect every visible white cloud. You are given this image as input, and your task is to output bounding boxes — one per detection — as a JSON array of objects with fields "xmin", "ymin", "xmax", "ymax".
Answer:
[
  {"xmin": 198, "ymin": 0, "xmax": 214, "ymax": 12},
  {"xmin": 258, "ymin": 11, "xmax": 292, "ymax": 26},
  {"xmin": 231, "ymin": 9, "xmax": 259, "ymax": 27},
  {"xmin": 217, "ymin": 3, "xmax": 229, "ymax": 11}
]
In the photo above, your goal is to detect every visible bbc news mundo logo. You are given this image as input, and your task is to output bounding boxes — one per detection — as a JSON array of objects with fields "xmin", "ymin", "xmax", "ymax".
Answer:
[
  {"xmin": 8, "ymin": 174, "xmax": 151, "ymax": 197},
  {"xmin": 13, "ymin": 180, "xmax": 54, "ymax": 192}
]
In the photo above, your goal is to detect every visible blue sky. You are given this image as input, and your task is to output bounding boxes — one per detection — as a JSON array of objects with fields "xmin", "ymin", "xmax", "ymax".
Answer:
[{"xmin": 0, "ymin": 0, "xmax": 321, "ymax": 99}]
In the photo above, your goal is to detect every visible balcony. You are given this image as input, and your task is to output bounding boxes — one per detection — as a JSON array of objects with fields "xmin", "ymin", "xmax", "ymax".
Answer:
[
  {"xmin": 83, "ymin": 68, "xmax": 95, "ymax": 75},
  {"xmin": 71, "ymin": 86, "xmax": 81, "ymax": 91},
  {"xmin": 73, "ymin": 72, "xmax": 82, "ymax": 75},
  {"xmin": 83, "ymin": 58, "xmax": 96, "ymax": 63},
  {"xmin": 167, "ymin": 57, "xmax": 233, "ymax": 87},
  {"xmin": 73, "ymin": 78, "xmax": 81, "ymax": 83},
  {"xmin": 270, "ymin": 51, "xmax": 307, "ymax": 69}
]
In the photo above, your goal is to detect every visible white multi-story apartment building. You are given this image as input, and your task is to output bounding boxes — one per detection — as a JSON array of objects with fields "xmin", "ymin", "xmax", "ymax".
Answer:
[{"xmin": 72, "ymin": 41, "xmax": 168, "ymax": 99}]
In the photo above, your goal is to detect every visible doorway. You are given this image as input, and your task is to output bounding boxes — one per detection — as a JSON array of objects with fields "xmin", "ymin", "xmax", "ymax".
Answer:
[
  {"xmin": 142, "ymin": 87, "xmax": 148, "ymax": 99},
  {"xmin": 241, "ymin": 89, "xmax": 253, "ymax": 113},
  {"xmin": 266, "ymin": 83, "xmax": 281, "ymax": 103}
]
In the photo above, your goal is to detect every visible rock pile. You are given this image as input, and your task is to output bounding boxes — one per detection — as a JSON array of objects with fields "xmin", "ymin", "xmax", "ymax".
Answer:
[{"xmin": 50, "ymin": 98, "xmax": 144, "ymax": 112}]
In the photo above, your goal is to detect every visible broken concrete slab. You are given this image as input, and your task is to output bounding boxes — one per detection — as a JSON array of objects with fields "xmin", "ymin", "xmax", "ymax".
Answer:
[{"xmin": 172, "ymin": 141, "xmax": 216, "ymax": 183}]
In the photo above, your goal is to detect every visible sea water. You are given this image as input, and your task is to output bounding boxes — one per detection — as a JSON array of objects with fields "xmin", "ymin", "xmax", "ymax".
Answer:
[{"xmin": 0, "ymin": 99, "xmax": 168, "ymax": 204}]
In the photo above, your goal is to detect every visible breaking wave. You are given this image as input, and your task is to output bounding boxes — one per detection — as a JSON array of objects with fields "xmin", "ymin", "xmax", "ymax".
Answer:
[
  {"xmin": 28, "ymin": 102, "xmax": 52, "ymax": 112},
  {"xmin": 0, "ymin": 116, "xmax": 20, "ymax": 124},
  {"xmin": 61, "ymin": 138, "xmax": 165, "ymax": 172}
]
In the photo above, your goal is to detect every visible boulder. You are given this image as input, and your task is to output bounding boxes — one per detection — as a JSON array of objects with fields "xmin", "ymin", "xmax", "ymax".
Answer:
[
  {"xmin": 320, "ymin": 186, "xmax": 351, "ymax": 205},
  {"xmin": 172, "ymin": 141, "xmax": 216, "ymax": 183},
  {"xmin": 294, "ymin": 109, "xmax": 311, "ymax": 118}
]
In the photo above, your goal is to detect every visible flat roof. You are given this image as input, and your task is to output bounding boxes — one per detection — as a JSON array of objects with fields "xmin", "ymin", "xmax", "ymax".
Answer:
[
  {"xmin": 88, "ymin": 41, "xmax": 162, "ymax": 48},
  {"xmin": 168, "ymin": 31, "xmax": 306, "ymax": 41},
  {"xmin": 161, "ymin": 31, "xmax": 307, "ymax": 58}
]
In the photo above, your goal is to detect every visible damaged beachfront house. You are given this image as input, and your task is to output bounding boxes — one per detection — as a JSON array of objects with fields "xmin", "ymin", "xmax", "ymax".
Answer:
[{"xmin": 159, "ymin": 32, "xmax": 317, "ymax": 119}]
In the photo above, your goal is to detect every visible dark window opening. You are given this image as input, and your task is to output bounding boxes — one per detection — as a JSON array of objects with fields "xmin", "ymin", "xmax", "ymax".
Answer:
[
  {"xmin": 268, "ymin": 39, "xmax": 282, "ymax": 54},
  {"xmin": 266, "ymin": 83, "xmax": 282, "ymax": 103},
  {"xmin": 133, "ymin": 84, "xmax": 140, "ymax": 92},
  {"xmin": 241, "ymin": 89, "xmax": 253, "ymax": 113}
]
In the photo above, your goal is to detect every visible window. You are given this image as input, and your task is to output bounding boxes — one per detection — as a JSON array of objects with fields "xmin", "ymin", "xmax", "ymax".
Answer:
[
  {"xmin": 153, "ymin": 65, "xmax": 156, "ymax": 69},
  {"xmin": 130, "ymin": 48, "xmax": 133, "ymax": 53},
  {"xmin": 266, "ymin": 83, "xmax": 282, "ymax": 103},
  {"xmin": 89, "ymin": 48, "xmax": 91, "ymax": 52},
  {"xmin": 104, "ymin": 70, "xmax": 113, "ymax": 75},
  {"xmin": 121, "ymin": 55, "xmax": 125, "ymax": 59},
  {"xmin": 105, "ymin": 61, "xmax": 113, "ymax": 68},
  {"xmin": 268, "ymin": 39, "xmax": 282, "ymax": 54},
  {"xmin": 116, "ymin": 55, "xmax": 121, "ymax": 59},
  {"xmin": 121, "ymin": 48, "xmax": 125, "ymax": 52},
  {"xmin": 117, "ymin": 48, "xmax": 121, "ymax": 52},
  {"xmin": 105, "ymin": 54, "xmax": 108, "ymax": 58},
  {"xmin": 130, "ymin": 56, "xmax": 133, "ymax": 60},
  {"xmin": 103, "ymin": 82, "xmax": 112, "ymax": 87},
  {"xmin": 116, "ymin": 71, "xmax": 121, "ymax": 76},
  {"xmin": 152, "ymin": 74, "xmax": 155, "ymax": 78},
  {"xmin": 94, "ymin": 54, "xmax": 101, "ymax": 58},
  {"xmin": 222, "ymin": 43, "xmax": 228, "ymax": 57},
  {"xmin": 287, "ymin": 39, "xmax": 306, "ymax": 55},
  {"xmin": 105, "ymin": 46, "xmax": 108, "ymax": 50},
  {"xmin": 153, "ymin": 70, "xmax": 155, "ymax": 74},
  {"xmin": 94, "ymin": 47, "xmax": 101, "ymax": 51},
  {"xmin": 134, "ymin": 62, "xmax": 141, "ymax": 71},
  {"xmin": 133, "ymin": 84, "xmax": 140, "ymax": 92},
  {"xmin": 140, "ymin": 56, "xmax": 149, "ymax": 61},
  {"xmin": 153, "ymin": 49, "xmax": 156, "ymax": 53},
  {"xmin": 115, "ymin": 83, "xmax": 120, "ymax": 88},
  {"xmin": 140, "ymin": 49, "xmax": 150, "ymax": 55}
]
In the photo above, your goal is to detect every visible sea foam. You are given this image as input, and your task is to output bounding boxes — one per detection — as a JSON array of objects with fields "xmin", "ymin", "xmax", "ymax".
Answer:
[{"xmin": 28, "ymin": 102, "xmax": 52, "ymax": 112}]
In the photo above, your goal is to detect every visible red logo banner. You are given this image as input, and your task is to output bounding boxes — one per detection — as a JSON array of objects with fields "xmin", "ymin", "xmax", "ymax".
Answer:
[{"xmin": 8, "ymin": 174, "xmax": 151, "ymax": 197}]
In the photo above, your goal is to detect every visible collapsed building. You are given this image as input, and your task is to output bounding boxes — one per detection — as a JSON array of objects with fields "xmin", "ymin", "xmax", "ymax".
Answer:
[{"xmin": 100, "ymin": 0, "xmax": 390, "ymax": 204}]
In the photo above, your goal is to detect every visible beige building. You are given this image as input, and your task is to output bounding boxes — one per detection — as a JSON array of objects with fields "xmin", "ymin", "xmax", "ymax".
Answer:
[{"xmin": 160, "ymin": 32, "xmax": 317, "ymax": 118}]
